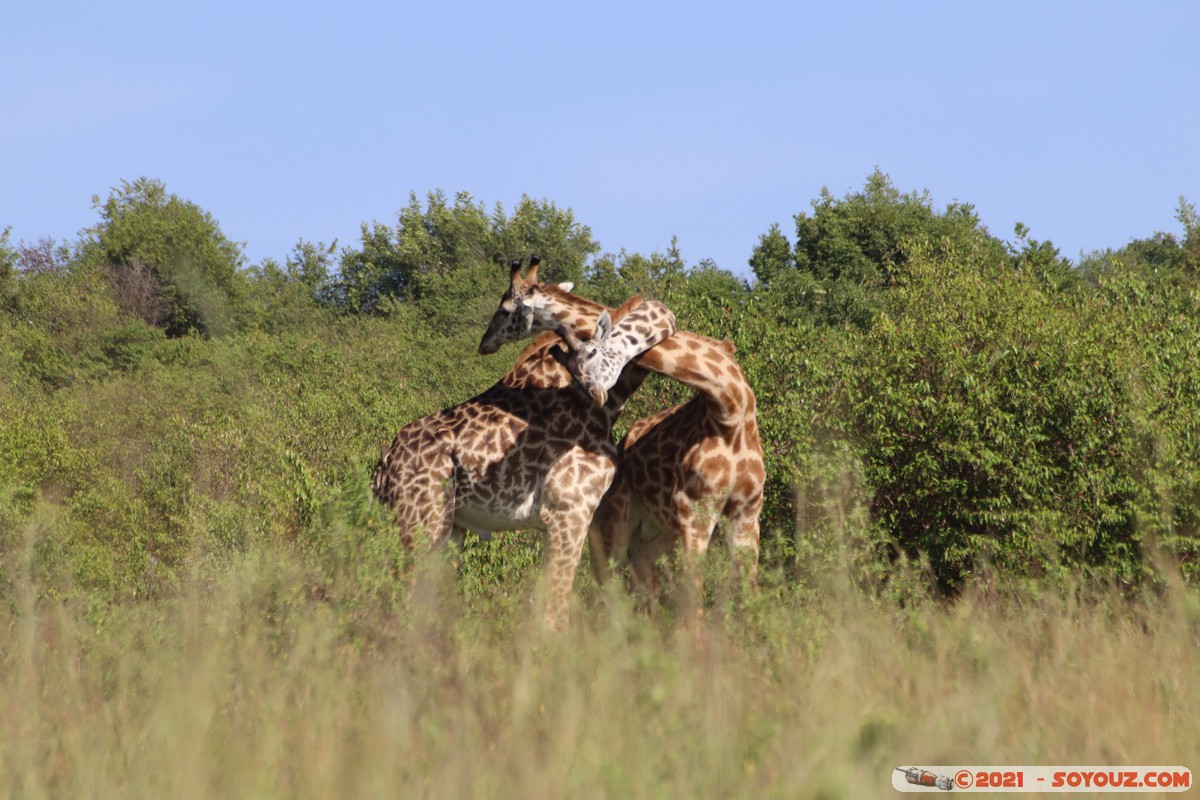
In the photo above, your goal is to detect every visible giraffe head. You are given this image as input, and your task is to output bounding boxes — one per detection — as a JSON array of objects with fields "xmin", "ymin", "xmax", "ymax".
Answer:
[
  {"xmin": 550, "ymin": 300, "xmax": 677, "ymax": 407},
  {"xmin": 477, "ymin": 255, "xmax": 583, "ymax": 355},
  {"xmin": 550, "ymin": 312, "xmax": 615, "ymax": 407}
]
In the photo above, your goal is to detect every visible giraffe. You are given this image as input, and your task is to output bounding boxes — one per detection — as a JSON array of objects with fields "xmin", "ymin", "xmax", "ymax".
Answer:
[
  {"xmin": 554, "ymin": 313, "xmax": 766, "ymax": 616},
  {"xmin": 371, "ymin": 257, "xmax": 676, "ymax": 631}
]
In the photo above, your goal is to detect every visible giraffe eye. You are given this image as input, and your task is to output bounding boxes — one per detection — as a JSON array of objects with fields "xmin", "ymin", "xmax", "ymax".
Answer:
[{"xmin": 588, "ymin": 348, "xmax": 598, "ymax": 359}]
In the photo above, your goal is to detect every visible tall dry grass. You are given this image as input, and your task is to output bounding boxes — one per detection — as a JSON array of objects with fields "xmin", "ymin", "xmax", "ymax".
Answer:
[{"xmin": 2, "ymin": 521, "xmax": 1197, "ymax": 799}]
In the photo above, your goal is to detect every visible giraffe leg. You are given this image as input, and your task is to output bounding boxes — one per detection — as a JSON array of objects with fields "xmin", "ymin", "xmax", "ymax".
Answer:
[
  {"xmin": 540, "ymin": 509, "xmax": 592, "ymax": 632},
  {"xmin": 672, "ymin": 495, "xmax": 722, "ymax": 626},
  {"xmin": 382, "ymin": 448, "xmax": 456, "ymax": 550},
  {"xmin": 588, "ymin": 475, "xmax": 631, "ymax": 584},
  {"xmin": 723, "ymin": 491, "xmax": 763, "ymax": 589},
  {"xmin": 539, "ymin": 453, "xmax": 615, "ymax": 631},
  {"xmin": 629, "ymin": 519, "xmax": 667, "ymax": 616},
  {"xmin": 446, "ymin": 525, "xmax": 470, "ymax": 571}
]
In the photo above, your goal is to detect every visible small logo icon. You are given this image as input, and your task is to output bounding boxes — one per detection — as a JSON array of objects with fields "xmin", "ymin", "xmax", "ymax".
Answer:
[{"xmin": 897, "ymin": 767, "xmax": 955, "ymax": 791}]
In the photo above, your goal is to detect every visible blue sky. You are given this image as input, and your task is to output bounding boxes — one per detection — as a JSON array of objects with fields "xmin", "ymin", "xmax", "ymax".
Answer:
[{"xmin": 3, "ymin": 0, "xmax": 1198, "ymax": 277}]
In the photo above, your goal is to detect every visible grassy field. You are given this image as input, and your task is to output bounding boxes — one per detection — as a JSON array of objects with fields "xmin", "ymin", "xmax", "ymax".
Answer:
[
  {"xmin": 3, "ymin": 514, "xmax": 1196, "ymax": 799},
  {"xmin": 4, "ymin": 190, "xmax": 1200, "ymax": 797}
]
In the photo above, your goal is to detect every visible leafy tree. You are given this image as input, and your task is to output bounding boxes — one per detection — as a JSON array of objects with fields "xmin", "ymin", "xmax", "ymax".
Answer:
[
  {"xmin": 1079, "ymin": 197, "xmax": 1200, "ymax": 290},
  {"xmin": 336, "ymin": 221, "xmax": 411, "ymax": 313},
  {"xmin": 583, "ymin": 243, "xmax": 748, "ymax": 338},
  {"xmin": 1009, "ymin": 222, "xmax": 1075, "ymax": 291},
  {"xmin": 579, "ymin": 252, "xmax": 627, "ymax": 307},
  {"xmin": 583, "ymin": 237, "xmax": 692, "ymax": 306},
  {"xmin": 748, "ymin": 223, "xmax": 794, "ymax": 285},
  {"xmin": 244, "ymin": 240, "xmax": 339, "ymax": 332},
  {"xmin": 495, "ymin": 196, "xmax": 599, "ymax": 287},
  {"xmin": 615, "ymin": 237, "xmax": 689, "ymax": 299},
  {"xmin": 286, "ymin": 239, "xmax": 338, "ymax": 299},
  {"xmin": 389, "ymin": 191, "xmax": 501, "ymax": 331},
  {"xmin": 333, "ymin": 191, "xmax": 600, "ymax": 333},
  {"xmin": 744, "ymin": 240, "xmax": 1168, "ymax": 592},
  {"xmin": 395, "ymin": 191, "xmax": 494, "ymax": 298},
  {"xmin": 81, "ymin": 178, "xmax": 247, "ymax": 336},
  {"xmin": 683, "ymin": 258, "xmax": 746, "ymax": 301},
  {"xmin": 0, "ymin": 227, "xmax": 16, "ymax": 311},
  {"xmin": 1181, "ymin": 197, "xmax": 1200, "ymax": 270},
  {"xmin": 664, "ymin": 257, "xmax": 749, "ymax": 341},
  {"xmin": 751, "ymin": 169, "xmax": 1009, "ymax": 326}
]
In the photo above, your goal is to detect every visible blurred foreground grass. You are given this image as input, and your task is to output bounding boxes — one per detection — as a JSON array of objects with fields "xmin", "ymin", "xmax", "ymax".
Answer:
[{"xmin": 2, "ymin": 515, "xmax": 1197, "ymax": 800}]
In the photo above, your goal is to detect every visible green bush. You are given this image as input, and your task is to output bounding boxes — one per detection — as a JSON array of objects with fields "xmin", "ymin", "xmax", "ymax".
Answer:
[
  {"xmin": 3, "ymin": 177, "xmax": 1199, "ymax": 611},
  {"xmin": 846, "ymin": 246, "xmax": 1150, "ymax": 589}
]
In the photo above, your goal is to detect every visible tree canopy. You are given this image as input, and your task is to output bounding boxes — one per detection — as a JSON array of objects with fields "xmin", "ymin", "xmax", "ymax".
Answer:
[{"xmin": 80, "ymin": 178, "xmax": 247, "ymax": 336}]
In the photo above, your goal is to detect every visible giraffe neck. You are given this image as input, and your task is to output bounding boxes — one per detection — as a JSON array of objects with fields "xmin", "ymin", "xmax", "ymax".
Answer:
[
  {"xmin": 604, "ymin": 364, "xmax": 651, "ymax": 419},
  {"xmin": 632, "ymin": 331, "xmax": 756, "ymax": 425},
  {"xmin": 534, "ymin": 284, "xmax": 607, "ymax": 337}
]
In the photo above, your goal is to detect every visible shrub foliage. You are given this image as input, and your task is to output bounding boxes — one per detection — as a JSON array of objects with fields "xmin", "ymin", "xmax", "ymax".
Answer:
[{"xmin": 2, "ymin": 174, "xmax": 1199, "ymax": 608}]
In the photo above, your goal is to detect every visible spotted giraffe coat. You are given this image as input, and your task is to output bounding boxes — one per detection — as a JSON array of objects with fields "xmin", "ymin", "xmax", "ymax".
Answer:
[
  {"xmin": 556, "ymin": 317, "xmax": 766, "ymax": 607},
  {"xmin": 372, "ymin": 287, "xmax": 671, "ymax": 630}
]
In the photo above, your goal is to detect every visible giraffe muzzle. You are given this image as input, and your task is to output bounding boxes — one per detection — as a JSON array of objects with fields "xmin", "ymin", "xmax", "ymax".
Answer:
[
  {"xmin": 478, "ymin": 329, "xmax": 503, "ymax": 355},
  {"xmin": 587, "ymin": 383, "xmax": 608, "ymax": 407}
]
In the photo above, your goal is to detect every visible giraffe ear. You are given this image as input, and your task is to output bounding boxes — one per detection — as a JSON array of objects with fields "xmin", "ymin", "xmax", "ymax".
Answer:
[
  {"xmin": 594, "ymin": 310, "xmax": 612, "ymax": 341},
  {"xmin": 556, "ymin": 282, "xmax": 574, "ymax": 293}
]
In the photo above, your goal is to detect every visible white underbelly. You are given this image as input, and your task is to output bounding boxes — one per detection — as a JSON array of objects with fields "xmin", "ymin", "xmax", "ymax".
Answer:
[{"xmin": 453, "ymin": 491, "xmax": 542, "ymax": 532}]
